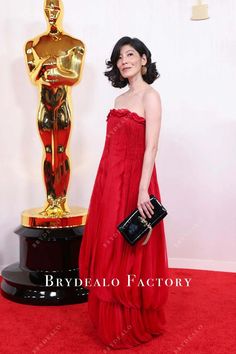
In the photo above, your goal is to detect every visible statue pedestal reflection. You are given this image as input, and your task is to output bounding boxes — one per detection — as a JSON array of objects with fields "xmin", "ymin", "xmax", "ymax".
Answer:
[{"xmin": 1, "ymin": 225, "xmax": 88, "ymax": 305}]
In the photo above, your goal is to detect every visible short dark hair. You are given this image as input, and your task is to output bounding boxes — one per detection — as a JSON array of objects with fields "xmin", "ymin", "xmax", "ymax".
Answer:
[{"xmin": 104, "ymin": 36, "xmax": 160, "ymax": 88}]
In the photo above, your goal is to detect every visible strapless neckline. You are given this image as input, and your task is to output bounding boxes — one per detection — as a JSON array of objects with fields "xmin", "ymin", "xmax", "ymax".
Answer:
[{"xmin": 109, "ymin": 108, "xmax": 146, "ymax": 121}]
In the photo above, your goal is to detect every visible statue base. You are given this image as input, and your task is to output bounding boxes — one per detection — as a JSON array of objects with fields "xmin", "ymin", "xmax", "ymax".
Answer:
[
  {"xmin": 21, "ymin": 206, "xmax": 87, "ymax": 228},
  {"xmin": 0, "ymin": 225, "xmax": 88, "ymax": 305}
]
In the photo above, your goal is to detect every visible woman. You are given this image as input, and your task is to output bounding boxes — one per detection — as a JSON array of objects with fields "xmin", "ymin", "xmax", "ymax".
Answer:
[{"xmin": 79, "ymin": 36, "xmax": 169, "ymax": 350}]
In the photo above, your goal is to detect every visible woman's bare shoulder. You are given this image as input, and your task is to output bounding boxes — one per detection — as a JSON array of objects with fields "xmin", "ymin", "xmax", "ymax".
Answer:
[
  {"xmin": 114, "ymin": 91, "xmax": 128, "ymax": 107},
  {"xmin": 143, "ymin": 87, "xmax": 161, "ymax": 115},
  {"xmin": 143, "ymin": 86, "xmax": 161, "ymax": 100},
  {"xmin": 115, "ymin": 91, "xmax": 127, "ymax": 100}
]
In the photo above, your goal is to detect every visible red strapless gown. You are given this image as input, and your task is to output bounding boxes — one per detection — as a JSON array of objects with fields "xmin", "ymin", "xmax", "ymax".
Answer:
[{"xmin": 79, "ymin": 108, "xmax": 169, "ymax": 349}]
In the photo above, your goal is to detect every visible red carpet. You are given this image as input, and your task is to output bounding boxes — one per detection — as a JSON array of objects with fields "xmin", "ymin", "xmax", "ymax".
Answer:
[{"xmin": 0, "ymin": 268, "xmax": 235, "ymax": 354}]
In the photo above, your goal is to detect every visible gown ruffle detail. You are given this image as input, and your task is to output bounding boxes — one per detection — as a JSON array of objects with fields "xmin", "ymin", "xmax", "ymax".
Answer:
[{"xmin": 79, "ymin": 108, "xmax": 169, "ymax": 349}]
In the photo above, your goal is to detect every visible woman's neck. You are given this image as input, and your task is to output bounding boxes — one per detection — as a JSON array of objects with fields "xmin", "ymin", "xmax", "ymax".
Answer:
[{"xmin": 128, "ymin": 75, "xmax": 148, "ymax": 94}]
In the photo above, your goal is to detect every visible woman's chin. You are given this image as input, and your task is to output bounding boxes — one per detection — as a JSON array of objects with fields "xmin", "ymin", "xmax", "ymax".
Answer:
[{"xmin": 122, "ymin": 73, "xmax": 134, "ymax": 80}]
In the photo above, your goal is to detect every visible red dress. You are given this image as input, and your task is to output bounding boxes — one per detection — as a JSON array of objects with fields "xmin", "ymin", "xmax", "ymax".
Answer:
[{"xmin": 79, "ymin": 108, "xmax": 169, "ymax": 349}]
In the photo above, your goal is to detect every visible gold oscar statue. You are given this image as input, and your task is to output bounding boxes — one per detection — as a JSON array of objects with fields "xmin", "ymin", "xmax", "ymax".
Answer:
[
  {"xmin": 0, "ymin": 0, "xmax": 88, "ymax": 305},
  {"xmin": 22, "ymin": 0, "xmax": 87, "ymax": 227}
]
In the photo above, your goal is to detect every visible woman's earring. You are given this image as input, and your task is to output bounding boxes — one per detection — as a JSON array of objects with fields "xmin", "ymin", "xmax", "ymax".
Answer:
[{"xmin": 141, "ymin": 65, "xmax": 147, "ymax": 75}]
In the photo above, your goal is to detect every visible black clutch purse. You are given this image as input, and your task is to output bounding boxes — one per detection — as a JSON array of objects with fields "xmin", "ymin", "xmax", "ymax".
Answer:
[{"xmin": 117, "ymin": 194, "xmax": 167, "ymax": 246}]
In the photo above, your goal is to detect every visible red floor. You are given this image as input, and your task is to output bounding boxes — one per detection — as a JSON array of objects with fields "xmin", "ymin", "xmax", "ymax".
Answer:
[{"xmin": 0, "ymin": 268, "xmax": 235, "ymax": 354}]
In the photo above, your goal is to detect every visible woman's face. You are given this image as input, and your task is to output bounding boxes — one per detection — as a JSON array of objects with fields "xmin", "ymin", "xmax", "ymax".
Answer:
[{"xmin": 116, "ymin": 44, "xmax": 147, "ymax": 79}]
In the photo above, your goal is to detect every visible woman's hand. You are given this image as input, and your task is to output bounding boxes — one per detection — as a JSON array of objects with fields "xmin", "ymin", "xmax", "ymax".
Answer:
[{"xmin": 137, "ymin": 189, "xmax": 154, "ymax": 219}]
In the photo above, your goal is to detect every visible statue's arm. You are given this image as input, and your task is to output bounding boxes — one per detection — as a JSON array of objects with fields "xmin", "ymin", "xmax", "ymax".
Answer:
[
  {"xmin": 25, "ymin": 41, "xmax": 50, "ymax": 84},
  {"xmin": 66, "ymin": 44, "xmax": 85, "ymax": 82},
  {"xmin": 45, "ymin": 44, "xmax": 85, "ymax": 86}
]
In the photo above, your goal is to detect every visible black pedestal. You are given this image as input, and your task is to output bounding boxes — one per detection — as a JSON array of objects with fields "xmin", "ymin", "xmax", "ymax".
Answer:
[{"xmin": 0, "ymin": 226, "xmax": 88, "ymax": 305}]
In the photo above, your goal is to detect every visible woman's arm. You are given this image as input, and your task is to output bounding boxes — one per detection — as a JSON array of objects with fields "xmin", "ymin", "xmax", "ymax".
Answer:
[{"xmin": 137, "ymin": 89, "xmax": 162, "ymax": 219}]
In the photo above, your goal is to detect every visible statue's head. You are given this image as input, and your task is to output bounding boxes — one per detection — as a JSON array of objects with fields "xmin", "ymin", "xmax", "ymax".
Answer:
[{"xmin": 44, "ymin": 0, "xmax": 63, "ymax": 27}]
